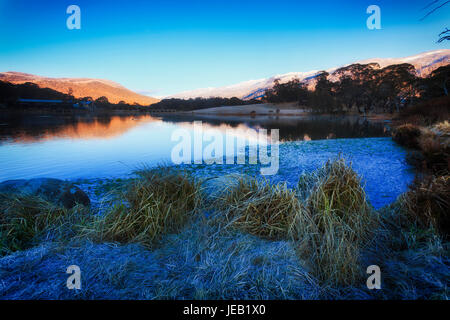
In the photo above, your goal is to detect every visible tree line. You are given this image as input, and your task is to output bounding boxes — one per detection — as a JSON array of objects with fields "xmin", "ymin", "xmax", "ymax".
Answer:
[
  {"xmin": 150, "ymin": 97, "xmax": 261, "ymax": 111},
  {"xmin": 0, "ymin": 81, "xmax": 148, "ymax": 111},
  {"xmin": 264, "ymin": 63, "xmax": 449, "ymax": 114}
]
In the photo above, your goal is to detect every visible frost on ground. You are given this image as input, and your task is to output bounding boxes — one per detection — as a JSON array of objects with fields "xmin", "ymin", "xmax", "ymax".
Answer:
[
  {"xmin": 0, "ymin": 221, "xmax": 323, "ymax": 300},
  {"xmin": 3, "ymin": 210, "xmax": 445, "ymax": 300},
  {"xmin": 0, "ymin": 160, "xmax": 447, "ymax": 300}
]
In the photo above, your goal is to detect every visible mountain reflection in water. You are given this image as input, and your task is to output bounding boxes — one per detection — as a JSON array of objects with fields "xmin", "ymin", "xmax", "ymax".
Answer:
[{"xmin": 0, "ymin": 113, "xmax": 389, "ymax": 143}]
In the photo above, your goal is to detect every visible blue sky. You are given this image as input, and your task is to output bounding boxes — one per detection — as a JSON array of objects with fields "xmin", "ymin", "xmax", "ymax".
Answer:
[{"xmin": 0, "ymin": 0, "xmax": 448, "ymax": 97}]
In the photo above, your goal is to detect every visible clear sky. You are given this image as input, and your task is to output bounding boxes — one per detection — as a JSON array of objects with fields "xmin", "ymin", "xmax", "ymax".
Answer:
[{"xmin": 0, "ymin": 0, "xmax": 449, "ymax": 97}]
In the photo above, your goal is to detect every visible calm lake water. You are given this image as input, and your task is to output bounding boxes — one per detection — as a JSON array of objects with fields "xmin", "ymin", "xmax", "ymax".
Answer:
[{"xmin": 0, "ymin": 113, "xmax": 415, "ymax": 209}]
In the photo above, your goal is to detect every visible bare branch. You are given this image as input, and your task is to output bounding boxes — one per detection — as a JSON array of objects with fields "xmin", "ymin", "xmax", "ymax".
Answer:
[
  {"xmin": 438, "ymin": 28, "xmax": 450, "ymax": 42},
  {"xmin": 422, "ymin": 0, "xmax": 440, "ymax": 11},
  {"xmin": 420, "ymin": 0, "xmax": 450, "ymax": 20}
]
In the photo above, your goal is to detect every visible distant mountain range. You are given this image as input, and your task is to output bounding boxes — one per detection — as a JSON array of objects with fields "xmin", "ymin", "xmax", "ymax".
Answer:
[
  {"xmin": 2, "ymin": 50, "xmax": 448, "ymax": 104},
  {"xmin": 169, "ymin": 49, "xmax": 450, "ymax": 100},
  {"xmin": 0, "ymin": 72, "xmax": 159, "ymax": 105}
]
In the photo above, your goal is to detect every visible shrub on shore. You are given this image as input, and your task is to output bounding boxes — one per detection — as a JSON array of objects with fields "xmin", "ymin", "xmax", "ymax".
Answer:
[
  {"xmin": 392, "ymin": 122, "xmax": 449, "ymax": 173},
  {"xmin": 392, "ymin": 124, "xmax": 421, "ymax": 149},
  {"xmin": 393, "ymin": 99, "xmax": 449, "ymax": 173},
  {"xmin": 0, "ymin": 193, "xmax": 88, "ymax": 255},
  {"xmin": 417, "ymin": 129, "xmax": 450, "ymax": 173},
  {"xmin": 295, "ymin": 158, "xmax": 376, "ymax": 286},
  {"xmin": 84, "ymin": 167, "xmax": 202, "ymax": 247},
  {"xmin": 401, "ymin": 175, "xmax": 450, "ymax": 240},
  {"xmin": 215, "ymin": 177, "xmax": 303, "ymax": 240}
]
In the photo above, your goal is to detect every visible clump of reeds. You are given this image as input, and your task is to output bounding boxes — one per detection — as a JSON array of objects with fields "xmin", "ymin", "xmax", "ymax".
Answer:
[
  {"xmin": 294, "ymin": 157, "xmax": 376, "ymax": 286},
  {"xmin": 418, "ymin": 129, "xmax": 442, "ymax": 153},
  {"xmin": 0, "ymin": 193, "xmax": 88, "ymax": 255},
  {"xmin": 392, "ymin": 124, "xmax": 421, "ymax": 149},
  {"xmin": 308, "ymin": 158, "xmax": 373, "ymax": 236},
  {"xmin": 392, "ymin": 121, "xmax": 449, "ymax": 173},
  {"xmin": 400, "ymin": 175, "xmax": 449, "ymax": 240},
  {"xmin": 417, "ymin": 129, "xmax": 450, "ymax": 173},
  {"xmin": 215, "ymin": 157, "xmax": 376, "ymax": 286},
  {"xmin": 215, "ymin": 177, "xmax": 304, "ymax": 240},
  {"xmin": 84, "ymin": 166, "xmax": 202, "ymax": 247}
]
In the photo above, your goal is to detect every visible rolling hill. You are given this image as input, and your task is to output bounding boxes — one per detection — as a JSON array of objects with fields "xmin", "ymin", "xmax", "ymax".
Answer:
[{"xmin": 0, "ymin": 72, "xmax": 159, "ymax": 105}]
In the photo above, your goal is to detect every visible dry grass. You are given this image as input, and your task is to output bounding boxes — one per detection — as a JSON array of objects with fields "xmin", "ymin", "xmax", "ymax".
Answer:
[
  {"xmin": 372, "ymin": 197, "xmax": 449, "ymax": 300},
  {"xmin": 400, "ymin": 175, "xmax": 450, "ymax": 240},
  {"xmin": 418, "ymin": 129, "xmax": 443, "ymax": 154},
  {"xmin": 294, "ymin": 158, "xmax": 376, "ymax": 286},
  {"xmin": 417, "ymin": 129, "xmax": 450, "ymax": 173},
  {"xmin": 215, "ymin": 177, "xmax": 304, "ymax": 240},
  {"xmin": 434, "ymin": 121, "xmax": 450, "ymax": 136},
  {"xmin": 215, "ymin": 157, "xmax": 377, "ymax": 287},
  {"xmin": 306, "ymin": 158, "xmax": 374, "ymax": 239},
  {"xmin": 0, "ymin": 159, "xmax": 448, "ymax": 299},
  {"xmin": 0, "ymin": 193, "xmax": 88, "ymax": 256},
  {"xmin": 83, "ymin": 166, "xmax": 203, "ymax": 247},
  {"xmin": 214, "ymin": 158, "xmax": 377, "ymax": 286},
  {"xmin": 392, "ymin": 122, "xmax": 449, "ymax": 174}
]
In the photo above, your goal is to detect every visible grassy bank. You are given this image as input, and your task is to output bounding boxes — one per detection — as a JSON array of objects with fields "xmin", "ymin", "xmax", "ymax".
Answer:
[
  {"xmin": 0, "ymin": 160, "xmax": 448, "ymax": 299},
  {"xmin": 392, "ymin": 97, "xmax": 449, "ymax": 173},
  {"xmin": 391, "ymin": 102, "xmax": 449, "ymax": 243}
]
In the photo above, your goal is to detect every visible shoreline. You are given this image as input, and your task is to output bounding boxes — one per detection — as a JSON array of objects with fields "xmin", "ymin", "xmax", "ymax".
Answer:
[{"xmin": 2, "ymin": 102, "xmax": 398, "ymax": 121}]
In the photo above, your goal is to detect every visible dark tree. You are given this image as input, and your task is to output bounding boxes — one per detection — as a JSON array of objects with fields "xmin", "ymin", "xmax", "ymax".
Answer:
[
  {"xmin": 422, "ymin": 65, "xmax": 450, "ymax": 97},
  {"xmin": 264, "ymin": 78, "xmax": 309, "ymax": 104},
  {"xmin": 150, "ymin": 97, "xmax": 261, "ymax": 111},
  {"xmin": 95, "ymin": 96, "xmax": 109, "ymax": 104}
]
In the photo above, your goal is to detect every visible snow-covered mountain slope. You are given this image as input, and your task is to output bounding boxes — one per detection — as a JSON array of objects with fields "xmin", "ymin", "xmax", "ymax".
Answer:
[{"xmin": 169, "ymin": 49, "xmax": 450, "ymax": 100}]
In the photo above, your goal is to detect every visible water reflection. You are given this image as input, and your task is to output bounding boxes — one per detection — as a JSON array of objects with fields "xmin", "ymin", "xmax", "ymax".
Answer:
[
  {"xmin": 0, "ymin": 112, "xmax": 411, "ymax": 208},
  {"xmin": 0, "ymin": 113, "xmax": 389, "ymax": 144},
  {"xmin": 0, "ymin": 113, "xmax": 158, "ymax": 143}
]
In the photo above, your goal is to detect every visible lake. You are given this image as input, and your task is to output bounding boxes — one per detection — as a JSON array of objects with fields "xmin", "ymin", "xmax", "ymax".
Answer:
[{"xmin": 0, "ymin": 113, "xmax": 415, "ymax": 209}]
